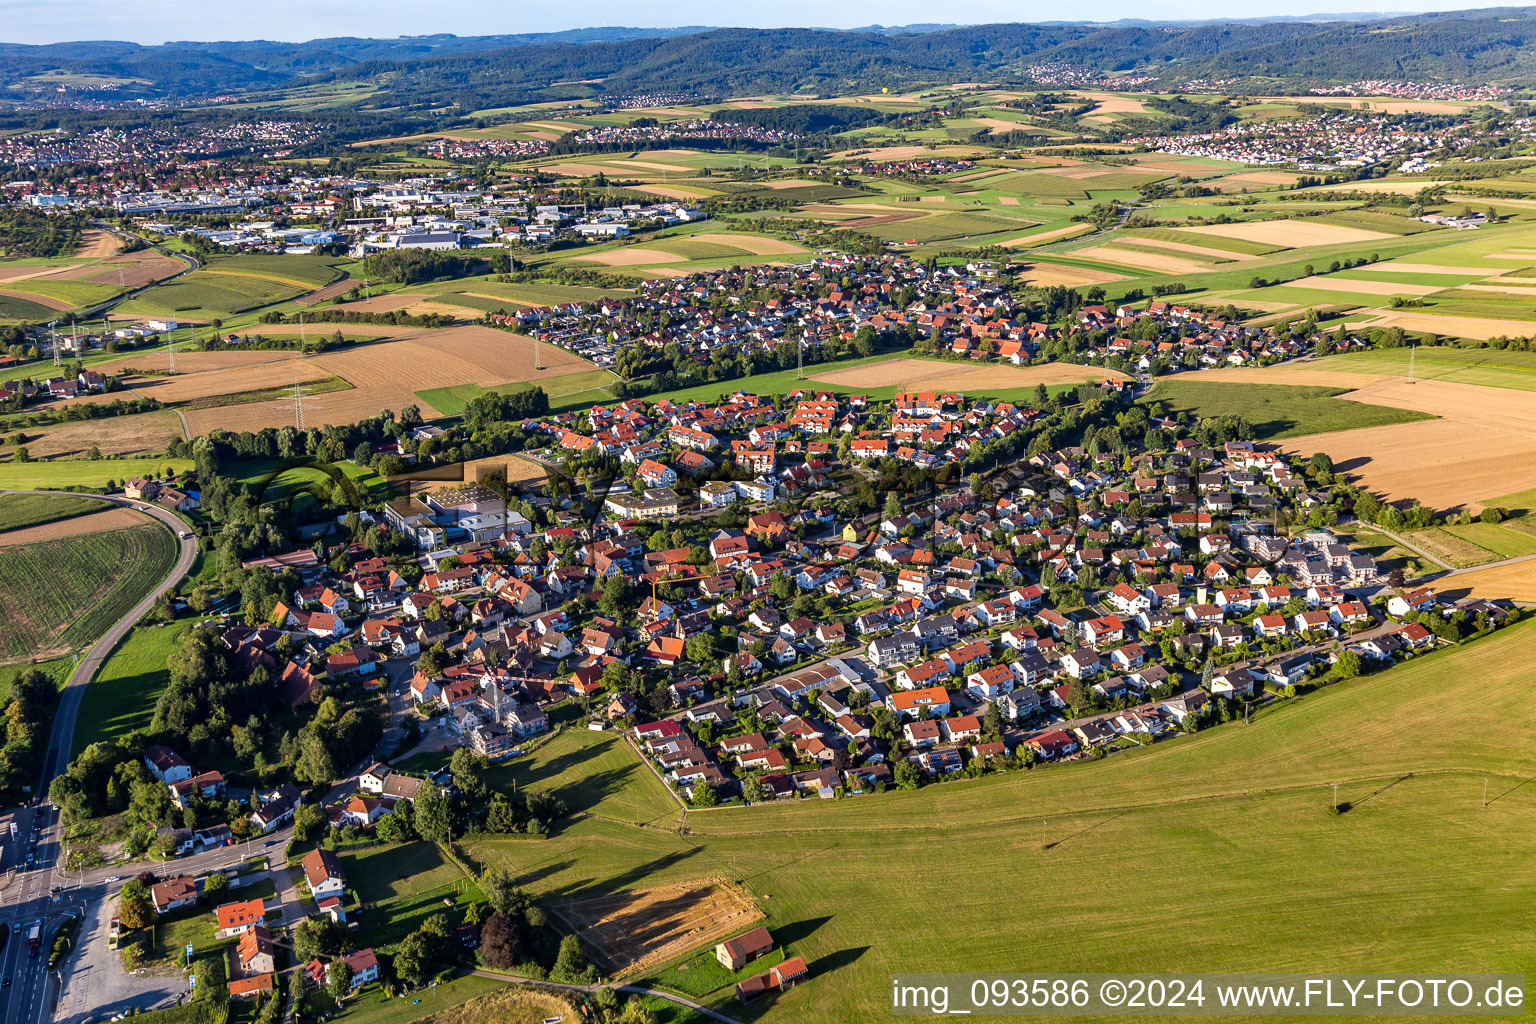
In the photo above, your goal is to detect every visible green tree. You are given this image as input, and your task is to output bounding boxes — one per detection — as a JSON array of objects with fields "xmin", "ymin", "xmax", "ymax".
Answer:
[
  {"xmin": 415, "ymin": 783, "xmax": 453, "ymax": 844},
  {"xmin": 449, "ymin": 748, "xmax": 487, "ymax": 797},
  {"xmin": 551, "ymin": 934, "xmax": 593, "ymax": 983},
  {"xmin": 202, "ymin": 872, "xmax": 229, "ymax": 902},
  {"xmin": 480, "ymin": 866, "xmax": 528, "ymax": 918},
  {"xmin": 327, "ymin": 959, "xmax": 354, "ymax": 1001},
  {"xmin": 118, "ymin": 879, "xmax": 154, "ymax": 930},
  {"xmin": 1334, "ymin": 650, "xmax": 1362, "ymax": 680}
]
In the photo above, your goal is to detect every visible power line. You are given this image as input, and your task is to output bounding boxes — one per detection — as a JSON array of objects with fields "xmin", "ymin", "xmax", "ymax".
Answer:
[{"xmin": 285, "ymin": 377, "xmax": 319, "ymax": 430}]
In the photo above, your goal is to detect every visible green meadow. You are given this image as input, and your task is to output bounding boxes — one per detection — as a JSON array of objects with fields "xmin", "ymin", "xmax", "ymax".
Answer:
[{"xmin": 469, "ymin": 621, "xmax": 1536, "ymax": 1024}]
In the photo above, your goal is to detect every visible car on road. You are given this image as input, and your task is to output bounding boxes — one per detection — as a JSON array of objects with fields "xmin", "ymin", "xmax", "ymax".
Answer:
[
  {"xmin": 179, "ymin": 531, "xmax": 192, "ymax": 539},
  {"xmin": 264, "ymin": 840, "xmax": 278, "ymax": 847},
  {"xmin": 2, "ymin": 977, "xmax": 9, "ymax": 987},
  {"xmin": 106, "ymin": 875, "xmax": 122, "ymax": 883}
]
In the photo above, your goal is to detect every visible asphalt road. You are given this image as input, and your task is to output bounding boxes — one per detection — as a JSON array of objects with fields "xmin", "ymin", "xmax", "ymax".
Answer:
[
  {"xmin": 76, "ymin": 225, "xmax": 199, "ymax": 322},
  {"xmin": 0, "ymin": 490, "xmax": 199, "ymax": 1024}
]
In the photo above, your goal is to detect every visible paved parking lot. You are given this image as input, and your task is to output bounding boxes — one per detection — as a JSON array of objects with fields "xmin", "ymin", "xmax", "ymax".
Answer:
[{"xmin": 54, "ymin": 894, "xmax": 182, "ymax": 1024}]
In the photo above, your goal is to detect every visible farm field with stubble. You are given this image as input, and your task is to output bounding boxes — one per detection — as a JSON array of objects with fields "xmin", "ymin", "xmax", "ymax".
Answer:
[{"xmin": 468, "ymin": 621, "xmax": 1536, "ymax": 1024}]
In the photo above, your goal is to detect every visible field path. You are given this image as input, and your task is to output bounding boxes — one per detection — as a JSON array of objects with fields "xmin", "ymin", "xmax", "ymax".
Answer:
[{"xmin": 1368, "ymin": 521, "xmax": 1536, "ymax": 586}]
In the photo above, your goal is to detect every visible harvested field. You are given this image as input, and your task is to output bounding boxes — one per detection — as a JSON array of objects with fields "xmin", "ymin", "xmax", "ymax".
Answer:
[
  {"xmin": 696, "ymin": 232, "xmax": 805, "ymax": 255},
  {"xmin": 998, "ymin": 196, "xmax": 1020, "ymax": 205},
  {"xmin": 181, "ymin": 325, "xmax": 591, "ymax": 433},
  {"xmin": 1317, "ymin": 179, "xmax": 1452, "ymax": 195},
  {"xmin": 0, "ymin": 507, "xmax": 143, "ymax": 546},
  {"xmin": 976, "ymin": 117, "xmax": 1031, "ymax": 133},
  {"xmin": 455, "ymin": 453, "xmax": 549, "ymax": 486},
  {"xmin": 79, "ymin": 255, "xmax": 183, "ymax": 288},
  {"xmin": 74, "ymin": 230, "xmax": 120, "ymax": 259},
  {"xmin": 1178, "ymin": 365, "xmax": 1392, "ymax": 389},
  {"xmin": 1074, "ymin": 92, "xmax": 1148, "ymax": 115},
  {"xmin": 829, "ymin": 144, "xmax": 991, "ymax": 160},
  {"xmin": 1280, "ymin": 378, "xmax": 1536, "ymax": 512},
  {"xmin": 106, "ymin": 361, "xmax": 332, "ymax": 404},
  {"xmin": 295, "ymin": 280, "xmax": 355, "ymax": 306},
  {"xmin": 1119, "ymin": 237, "xmax": 1257, "ymax": 261},
  {"xmin": 403, "ymin": 300, "xmax": 487, "ymax": 320},
  {"xmin": 629, "ymin": 185, "xmax": 713, "ymax": 200},
  {"xmin": 574, "ymin": 247, "xmax": 688, "ymax": 266},
  {"xmin": 24, "ymin": 411, "xmax": 183, "ymax": 458},
  {"xmin": 550, "ymin": 878, "xmax": 762, "ymax": 977},
  {"xmin": 105, "ymin": 348, "xmax": 297, "ymax": 373},
  {"xmin": 1000, "ymin": 225, "xmax": 1094, "ymax": 248},
  {"xmin": 409, "ymin": 986, "xmax": 580, "ymax": 1024},
  {"xmin": 1225, "ymin": 171, "xmax": 1302, "ymax": 185},
  {"xmin": 811, "ymin": 357, "xmax": 1128, "ymax": 391},
  {"xmin": 1436, "ymin": 561, "xmax": 1536, "ymax": 603},
  {"xmin": 1180, "ymin": 220, "xmax": 1393, "ymax": 247},
  {"xmin": 1073, "ymin": 245, "xmax": 1210, "ymax": 275},
  {"xmin": 1016, "ymin": 262, "xmax": 1128, "ymax": 286},
  {"xmin": 1340, "ymin": 310, "xmax": 1536, "ymax": 341},
  {"xmin": 1287, "ymin": 276, "xmax": 1443, "ymax": 296},
  {"xmin": 330, "ymin": 294, "xmax": 417, "ymax": 314},
  {"xmin": 538, "ymin": 161, "xmax": 632, "ymax": 177},
  {"xmin": 0, "ymin": 289, "xmax": 72, "ymax": 311}
]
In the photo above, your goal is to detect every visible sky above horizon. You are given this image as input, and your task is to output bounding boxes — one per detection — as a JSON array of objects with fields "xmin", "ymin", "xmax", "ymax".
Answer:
[{"xmin": 0, "ymin": 0, "xmax": 1526, "ymax": 46}]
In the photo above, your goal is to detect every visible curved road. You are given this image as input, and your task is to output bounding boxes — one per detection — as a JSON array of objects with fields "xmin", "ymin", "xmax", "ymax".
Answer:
[
  {"xmin": 0, "ymin": 490, "xmax": 198, "ymax": 1024},
  {"xmin": 77, "ymin": 223, "xmax": 200, "ymax": 322}
]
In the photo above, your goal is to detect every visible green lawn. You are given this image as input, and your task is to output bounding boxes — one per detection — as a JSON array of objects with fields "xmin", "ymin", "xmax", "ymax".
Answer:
[
  {"xmin": 468, "ymin": 621, "xmax": 1536, "ymax": 1023},
  {"xmin": 227, "ymin": 458, "xmax": 393, "ymax": 509},
  {"xmin": 343, "ymin": 841, "xmax": 486, "ymax": 950},
  {"xmin": 0, "ymin": 492, "xmax": 110, "ymax": 532},
  {"xmin": 1138, "ymin": 380, "xmax": 1435, "ymax": 439},
  {"xmin": 1440, "ymin": 522, "xmax": 1536, "ymax": 559},
  {"xmin": 72, "ymin": 623, "xmax": 189, "ymax": 754},
  {"xmin": 485, "ymin": 728, "xmax": 682, "ymax": 828},
  {"xmin": 0, "ymin": 522, "xmax": 178, "ymax": 662},
  {"xmin": 0, "ymin": 457, "xmax": 194, "ymax": 491}
]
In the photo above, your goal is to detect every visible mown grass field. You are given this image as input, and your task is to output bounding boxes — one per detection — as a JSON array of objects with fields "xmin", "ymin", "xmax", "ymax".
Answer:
[
  {"xmin": 72, "ymin": 623, "xmax": 188, "ymax": 755},
  {"xmin": 1439, "ymin": 522, "xmax": 1536, "ymax": 560},
  {"xmin": 415, "ymin": 367, "xmax": 618, "ymax": 418},
  {"xmin": 469, "ymin": 620, "xmax": 1536, "ymax": 1024},
  {"xmin": 0, "ymin": 522, "xmax": 177, "ymax": 662},
  {"xmin": 1138, "ymin": 379, "xmax": 1435, "ymax": 439},
  {"xmin": 1321, "ymin": 347, "xmax": 1536, "ymax": 392},
  {"xmin": 0, "ymin": 492, "xmax": 109, "ymax": 532},
  {"xmin": 342, "ymin": 841, "xmax": 487, "ymax": 950},
  {"xmin": 123, "ymin": 271, "xmax": 300, "ymax": 315},
  {"xmin": 0, "ymin": 457, "xmax": 194, "ymax": 491}
]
